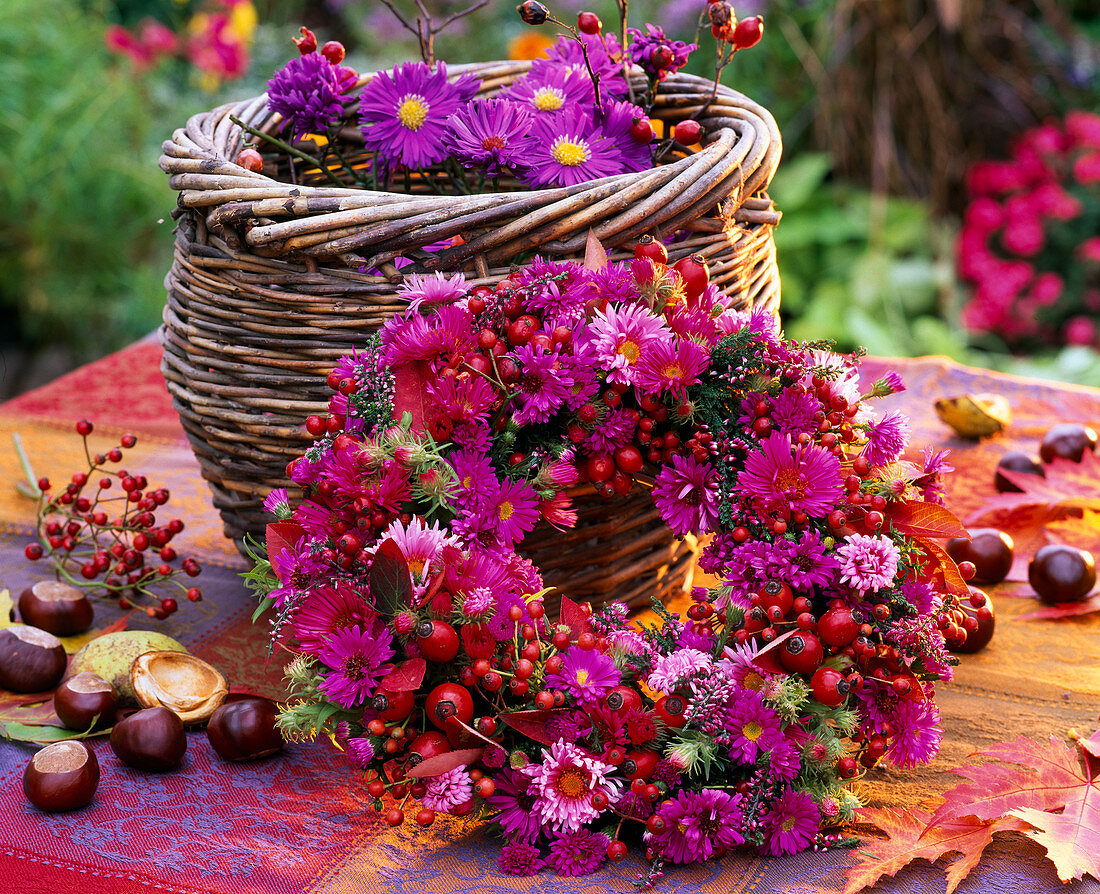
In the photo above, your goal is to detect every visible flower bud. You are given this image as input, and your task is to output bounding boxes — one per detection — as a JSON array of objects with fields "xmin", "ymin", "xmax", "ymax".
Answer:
[
  {"xmin": 293, "ymin": 26, "xmax": 317, "ymax": 55},
  {"xmin": 517, "ymin": 0, "xmax": 549, "ymax": 25}
]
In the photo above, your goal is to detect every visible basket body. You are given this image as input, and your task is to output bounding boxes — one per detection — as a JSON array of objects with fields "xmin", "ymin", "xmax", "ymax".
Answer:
[{"xmin": 159, "ymin": 61, "xmax": 781, "ymax": 609}]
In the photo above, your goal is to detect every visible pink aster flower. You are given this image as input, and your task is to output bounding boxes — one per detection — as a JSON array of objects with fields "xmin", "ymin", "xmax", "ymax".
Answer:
[
  {"xmin": 359, "ymin": 61, "xmax": 480, "ymax": 170},
  {"xmin": 505, "ymin": 65, "xmax": 593, "ymax": 116},
  {"xmin": 449, "ymin": 449, "xmax": 498, "ymax": 511},
  {"xmin": 512, "ymin": 343, "xmax": 572, "ymax": 426},
  {"xmin": 862, "ymin": 409, "xmax": 911, "ymax": 466},
  {"xmin": 644, "ymin": 789, "xmax": 745, "ymax": 864},
  {"xmin": 581, "ymin": 407, "xmax": 637, "ymax": 455},
  {"xmin": 736, "ymin": 434, "xmax": 843, "ymax": 519},
  {"xmin": 291, "ymin": 584, "xmax": 374, "ymax": 654},
  {"xmin": 378, "ymin": 516, "xmax": 453, "ymax": 586},
  {"xmin": 427, "ymin": 374, "xmax": 496, "ymax": 425},
  {"xmin": 836, "ymin": 533, "xmax": 900, "ymax": 595},
  {"xmin": 760, "ymin": 787, "xmax": 819, "ymax": 856},
  {"xmin": 519, "ymin": 108, "xmax": 624, "ymax": 188},
  {"xmin": 487, "ymin": 767, "xmax": 543, "ymax": 842},
  {"xmin": 345, "ymin": 737, "xmax": 376, "ymax": 769},
  {"xmin": 262, "ymin": 487, "xmax": 292, "ymax": 519},
  {"xmin": 487, "ymin": 477, "xmax": 541, "ymax": 548},
  {"xmin": 397, "ymin": 271, "xmax": 467, "ymax": 312},
  {"xmin": 584, "ymin": 302, "xmax": 671, "ymax": 387},
  {"xmin": 316, "ymin": 625, "xmax": 395, "ymax": 708},
  {"xmin": 461, "ymin": 587, "xmax": 495, "ymax": 616},
  {"xmin": 724, "ymin": 689, "xmax": 784, "ymax": 764},
  {"xmin": 545, "ymin": 648, "xmax": 621, "ymax": 706},
  {"xmin": 498, "ymin": 840, "xmax": 543, "ymax": 875},
  {"xmin": 651, "ymin": 454, "xmax": 720, "ymax": 536},
  {"xmin": 631, "ymin": 337, "xmax": 710, "ymax": 398},
  {"xmin": 545, "ymin": 829, "xmax": 609, "ymax": 876},
  {"xmin": 421, "ymin": 765, "xmax": 473, "ymax": 813},
  {"xmin": 647, "ymin": 648, "xmax": 712, "ymax": 692},
  {"xmin": 523, "ymin": 741, "xmax": 624, "ymax": 832},
  {"xmin": 885, "ymin": 698, "xmax": 943, "ymax": 768}
]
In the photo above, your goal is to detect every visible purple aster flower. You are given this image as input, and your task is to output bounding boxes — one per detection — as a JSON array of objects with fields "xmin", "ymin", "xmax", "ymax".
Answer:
[
  {"xmin": 644, "ymin": 789, "xmax": 745, "ymax": 864},
  {"xmin": 506, "ymin": 66, "xmax": 594, "ymax": 116},
  {"xmin": 716, "ymin": 539, "xmax": 773, "ymax": 608},
  {"xmin": 760, "ymin": 787, "xmax": 820, "ymax": 856},
  {"xmin": 599, "ymin": 98, "xmax": 653, "ymax": 173},
  {"xmin": 498, "ymin": 840, "xmax": 543, "ymax": 875},
  {"xmin": 292, "ymin": 584, "xmax": 375, "ymax": 654},
  {"xmin": 545, "ymin": 829, "xmax": 609, "ymax": 876},
  {"xmin": 449, "ymin": 449, "xmax": 498, "ymax": 510},
  {"xmin": 836, "ymin": 533, "xmax": 900, "ymax": 595},
  {"xmin": 770, "ymin": 388, "xmax": 820, "ymax": 438},
  {"xmin": 589, "ymin": 261, "xmax": 639, "ymax": 302},
  {"xmin": 268, "ymin": 535, "xmax": 325, "ymax": 607},
  {"xmin": 632, "ymin": 337, "xmax": 709, "ymax": 398},
  {"xmin": 523, "ymin": 741, "xmax": 623, "ymax": 833},
  {"xmin": 862, "ymin": 409, "xmax": 911, "ymax": 466},
  {"xmin": 519, "ymin": 108, "xmax": 624, "ymax": 188},
  {"xmin": 533, "ymin": 33, "xmax": 629, "ymax": 98},
  {"xmin": 512, "ymin": 343, "xmax": 572, "ymax": 426},
  {"xmin": 545, "ymin": 648, "xmax": 621, "ymax": 706},
  {"xmin": 345, "ymin": 737, "xmax": 375, "ymax": 769},
  {"xmin": 582, "ymin": 407, "xmax": 637, "ymax": 454},
  {"xmin": 583, "ymin": 301, "xmax": 671, "ymax": 387},
  {"xmin": 359, "ymin": 61, "xmax": 480, "ymax": 171},
  {"xmin": 316, "ymin": 625, "xmax": 395, "ymax": 708},
  {"xmin": 545, "ymin": 710, "xmax": 593, "ymax": 744},
  {"xmin": 443, "ymin": 98, "xmax": 533, "ymax": 175},
  {"xmin": 488, "ymin": 477, "xmax": 541, "ymax": 548},
  {"xmin": 615, "ymin": 790, "xmax": 653, "ymax": 819},
  {"xmin": 647, "ymin": 648, "xmax": 712, "ymax": 692},
  {"xmin": 427, "ymin": 374, "xmax": 496, "ymax": 426},
  {"xmin": 900, "ymin": 577, "xmax": 941, "ymax": 616},
  {"xmin": 396, "ymin": 271, "xmax": 467, "ymax": 312},
  {"xmin": 885, "ymin": 697, "xmax": 944, "ymax": 768},
  {"xmin": 725, "ymin": 689, "xmax": 784, "ymax": 764},
  {"xmin": 677, "ymin": 620, "xmax": 716, "ymax": 651},
  {"xmin": 767, "ymin": 737, "xmax": 802, "ymax": 781},
  {"xmin": 856, "ymin": 680, "xmax": 902, "ymax": 735},
  {"xmin": 515, "ymin": 258, "xmax": 595, "ymax": 328},
  {"xmin": 771, "ymin": 530, "xmax": 840, "ymax": 591},
  {"xmin": 736, "ymin": 434, "xmax": 843, "ymax": 519},
  {"xmin": 422, "ymin": 765, "xmax": 473, "ymax": 813},
  {"xmin": 628, "ymin": 24, "xmax": 696, "ymax": 81},
  {"xmin": 652, "ymin": 454, "xmax": 721, "ymax": 536},
  {"xmin": 267, "ymin": 52, "xmax": 348, "ymax": 142}
]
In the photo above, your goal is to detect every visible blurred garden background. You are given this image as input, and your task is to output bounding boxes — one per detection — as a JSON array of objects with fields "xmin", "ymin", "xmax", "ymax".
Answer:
[{"xmin": 1, "ymin": 0, "xmax": 1098, "ymax": 399}]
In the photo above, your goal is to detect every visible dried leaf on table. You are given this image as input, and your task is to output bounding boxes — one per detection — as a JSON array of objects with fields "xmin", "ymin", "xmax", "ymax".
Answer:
[
  {"xmin": 843, "ymin": 807, "xmax": 1026, "ymax": 894},
  {"xmin": 1047, "ymin": 510, "xmax": 1100, "ymax": 556},
  {"xmin": 0, "ymin": 694, "xmax": 61, "ymax": 727},
  {"xmin": 1011, "ymin": 787, "xmax": 1100, "ymax": 882},
  {"xmin": 970, "ymin": 453, "xmax": 1100, "ymax": 522},
  {"xmin": 1015, "ymin": 595, "xmax": 1100, "ymax": 620}
]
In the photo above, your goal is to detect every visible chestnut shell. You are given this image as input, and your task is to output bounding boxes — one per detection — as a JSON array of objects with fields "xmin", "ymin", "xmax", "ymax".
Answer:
[
  {"xmin": 946, "ymin": 529, "xmax": 1014, "ymax": 585},
  {"xmin": 23, "ymin": 740, "xmax": 99, "ymax": 812},
  {"xmin": 206, "ymin": 697, "xmax": 283, "ymax": 762},
  {"xmin": 131, "ymin": 651, "xmax": 227, "ymax": 723},
  {"xmin": 110, "ymin": 706, "xmax": 187, "ymax": 771},
  {"xmin": 54, "ymin": 672, "xmax": 118, "ymax": 731},
  {"xmin": 1028, "ymin": 544, "xmax": 1097, "ymax": 605},
  {"xmin": 18, "ymin": 580, "xmax": 94, "ymax": 637},
  {"xmin": 994, "ymin": 451, "xmax": 1045, "ymax": 493},
  {"xmin": 0, "ymin": 625, "xmax": 68, "ymax": 693}
]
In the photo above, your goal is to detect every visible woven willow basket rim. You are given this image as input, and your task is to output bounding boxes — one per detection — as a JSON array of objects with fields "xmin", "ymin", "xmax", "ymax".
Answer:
[{"xmin": 160, "ymin": 59, "xmax": 782, "ymax": 276}]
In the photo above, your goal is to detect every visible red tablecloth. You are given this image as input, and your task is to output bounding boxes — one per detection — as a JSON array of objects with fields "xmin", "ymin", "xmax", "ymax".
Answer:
[{"xmin": 1, "ymin": 340, "xmax": 1098, "ymax": 894}]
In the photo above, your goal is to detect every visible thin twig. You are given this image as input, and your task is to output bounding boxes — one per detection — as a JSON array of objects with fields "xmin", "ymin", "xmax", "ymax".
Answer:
[
  {"xmin": 378, "ymin": 0, "xmax": 422, "ymax": 41},
  {"xmin": 433, "ymin": 0, "xmax": 490, "ymax": 34},
  {"xmin": 548, "ymin": 16, "xmax": 602, "ymax": 119},
  {"xmin": 229, "ymin": 115, "xmax": 344, "ymax": 187},
  {"xmin": 617, "ymin": 0, "xmax": 634, "ymax": 104}
]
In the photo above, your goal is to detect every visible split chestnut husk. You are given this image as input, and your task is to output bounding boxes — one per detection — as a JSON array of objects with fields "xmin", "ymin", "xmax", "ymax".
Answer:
[{"xmin": 131, "ymin": 651, "xmax": 228, "ymax": 723}]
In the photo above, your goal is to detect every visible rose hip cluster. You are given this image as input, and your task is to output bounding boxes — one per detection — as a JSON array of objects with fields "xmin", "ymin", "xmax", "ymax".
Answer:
[{"xmin": 23, "ymin": 420, "xmax": 202, "ymax": 618}]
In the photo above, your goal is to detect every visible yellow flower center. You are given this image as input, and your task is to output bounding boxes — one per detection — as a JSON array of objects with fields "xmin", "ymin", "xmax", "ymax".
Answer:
[
  {"xmin": 533, "ymin": 86, "xmax": 565, "ymax": 111},
  {"xmin": 743, "ymin": 671, "xmax": 766, "ymax": 692},
  {"xmin": 742, "ymin": 721, "xmax": 764, "ymax": 742},
  {"xmin": 397, "ymin": 95, "xmax": 429, "ymax": 131},
  {"xmin": 462, "ymin": 475, "xmax": 472, "ymax": 489},
  {"xmin": 782, "ymin": 816, "xmax": 797, "ymax": 832},
  {"xmin": 575, "ymin": 669, "xmax": 589, "ymax": 686},
  {"xmin": 482, "ymin": 135, "xmax": 506, "ymax": 150},
  {"xmin": 555, "ymin": 765, "xmax": 590, "ymax": 799},
  {"xmin": 498, "ymin": 500, "xmax": 514, "ymax": 521},
  {"xmin": 661, "ymin": 362, "xmax": 686, "ymax": 379},
  {"xmin": 551, "ymin": 137, "xmax": 590, "ymax": 167},
  {"xmin": 616, "ymin": 338, "xmax": 641, "ymax": 363},
  {"xmin": 408, "ymin": 558, "xmax": 425, "ymax": 577}
]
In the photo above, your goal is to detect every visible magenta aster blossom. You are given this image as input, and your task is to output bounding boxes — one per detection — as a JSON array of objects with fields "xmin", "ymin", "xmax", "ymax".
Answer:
[
  {"xmin": 736, "ymin": 434, "xmax": 843, "ymax": 519},
  {"xmin": 316, "ymin": 625, "xmax": 395, "ymax": 707},
  {"xmin": 862, "ymin": 409, "xmax": 911, "ymax": 466},
  {"xmin": 345, "ymin": 737, "xmax": 375, "ymax": 769},
  {"xmin": 652, "ymin": 453, "xmax": 721, "ymax": 536},
  {"xmin": 506, "ymin": 66, "xmax": 593, "ymax": 116},
  {"xmin": 760, "ymin": 787, "xmax": 819, "ymax": 856},
  {"xmin": 443, "ymin": 98, "xmax": 533, "ymax": 175},
  {"xmin": 545, "ymin": 829, "xmax": 609, "ymax": 876},
  {"xmin": 268, "ymin": 536, "xmax": 325, "ymax": 606},
  {"xmin": 449, "ymin": 450, "xmax": 498, "ymax": 510},
  {"xmin": 885, "ymin": 697, "xmax": 943, "ymax": 768},
  {"xmin": 378, "ymin": 516, "xmax": 453, "ymax": 590},
  {"xmin": 498, "ymin": 840, "xmax": 543, "ymax": 875},
  {"xmin": 523, "ymin": 741, "xmax": 624, "ymax": 832},
  {"xmin": 632, "ymin": 337, "xmax": 709, "ymax": 398},
  {"xmin": 836, "ymin": 533, "xmax": 900, "ymax": 595},
  {"xmin": 584, "ymin": 302, "xmax": 671, "ymax": 387},
  {"xmin": 725, "ymin": 689, "xmax": 784, "ymax": 763},
  {"xmin": 291, "ymin": 584, "xmax": 374, "ymax": 653},
  {"xmin": 461, "ymin": 587, "xmax": 495, "ymax": 616},
  {"xmin": 267, "ymin": 52, "xmax": 348, "ymax": 142},
  {"xmin": 599, "ymin": 98, "xmax": 653, "ymax": 173},
  {"xmin": 533, "ymin": 33, "xmax": 628, "ymax": 98},
  {"xmin": 767, "ymin": 737, "xmax": 802, "ymax": 781},
  {"xmin": 516, "ymin": 258, "xmax": 595, "ymax": 328},
  {"xmin": 582, "ymin": 407, "xmax": 637, "ymax": 454},
  {"xmin": 647, "ymin": 648, "xmax": 712, "ymax": 692},
  {"xmin": 487, "ymin": 767, "xmax": 544, "ymax": 842},
  {"xmin": 770, "ymin": 388, "xmax": 820, "ymax": 438},
  {"xmin": 489, "ymin": 477, "xmax": 541, "ymax": 548},
  {"xmin": 512, "ymin": 343, "xmax": 572, "ymax": 426},
  {"xmin": 421, "ymin": 765, "xmax": 473, "ymax": 813},
  {"xmin": 262, "ymin": 487, "xmax": 292, "ymax": 519},
  {"xmin": 771, "ymin": 530, "xmax": 840, "ymax": 591},
  {"xmin": 396, "ymin": 271, "xmax": 467, "ymax": 312},
  {"xmin": 520, "ymin": 108, "xmax": 624, "ymax": 188},
  {"xmin": 427, "ymin": 374, "xmax": 496, "ymax": 426},
  {"xmin": 644, "ymin": 789, "xmax": 745, "ymax": 864},
  {"xmin": 545, "ymin": 648, "xmax": 620, "ymax": 706},
  {"xmin": 545, "ymin": 710, "xmax": 593, "ymax": 744},
  {"xmin": 628, "ymin": 24, "xmax": 696, "ymax": 81},
  {"xmin": 359, "ymin": 61, "xmax": 480, "ymax": 170}
]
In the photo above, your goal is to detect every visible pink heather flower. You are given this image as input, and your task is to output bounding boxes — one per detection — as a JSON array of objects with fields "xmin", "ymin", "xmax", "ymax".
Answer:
[
  {"xmin": 736, "ymin": 434, "xmax": 843, "ymax": 519},
  {"xmin": 359, "ymin": 61, "xmax": 480, "ymax": 171},
  {"xmin": 421, "ymin": 765, "xmax": 473, "ymax": 813},
  {"xmin": 397, "ymin": 271, "xmax": 467, "ymax": 312},
  {"xmin": 651, "ymin": 454, "xmax": 721, "ymax": 536},
  {"xmin": 345, "ymin": 737, "xmax": 376, "ymax": 769},
  {"xmin": 266, "ymin": 52, "xmax": 348, "ymax": 142},
  {"xmin": 644, "ymin": 789, "xmax": 745, "ymax": 864},
  {"xmin": 512, "ymin": 343, "xmax": 572, "ymax": 426},
  {"xmin": 862, "ymin": 409, "xmax": 911, "ymax": 466},
  {"xmin": 545, "ymin": 648, "xmax": 620, "ymax": 705},
  {"xmin": 584, "ymin": 302, "xmax": 672, "ymax": 387},
  {"xmin": 291, "ymin": 584, "xmax": 374, "ymax": 654},
  {"xmin": 885, "ymin": 698, "xmax": 944, "ymax": 768},
  {"xmin": 836, "ymin": 533, "xmax": 900, "ymax": 595},
  {"xmin": 545, "ymin": 829, "xmax": 609, "ymax": 876},
  {"xmin": 760, "ymin": 788, "xmax": 820, "ymax": 856},
  {"xmin": 316, "ymin": 625, "xmax": 395, "ymax": 708},
  {"xmin": 631, "ymin": 337, "xmax": 710, "ymax": 398},
  {"xmin": 725, "ymin": 689, "xmax": 784, "ymax": 763},
  {"xmin": 443, "ymin": 98, "xmax": 533, "ymax": 176},
  {"xmin": 519, "ymin": 107, "xmax": 624, "ymax": 188},
  {"xmin": 487, "ymin": 767, "xmax": 543, "ymax": 841},
  {"xmin": 646, "ymin": 648, "xmax": 712, "ymax": 692},
  {"xmin": 498, "ymin": 840, "xmax": 543, "ymax": 875},
  {"xmin": 523, "ymin": 741, "xmax": 624, "ymax": 832}
]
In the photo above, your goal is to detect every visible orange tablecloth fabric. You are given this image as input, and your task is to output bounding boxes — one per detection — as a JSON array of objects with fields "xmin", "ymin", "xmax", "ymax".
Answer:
[{"xmin": 0, "ymin": 340, "xmax": 1098, "ymax": 894}]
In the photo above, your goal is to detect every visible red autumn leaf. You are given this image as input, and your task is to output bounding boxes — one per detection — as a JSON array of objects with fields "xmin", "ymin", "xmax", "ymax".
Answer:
[
  {"xmin": 752, "ymin": 629, "xmax": 796, "ymax": 675},
  {"xmin": 844, "ymin": 807, "xmax": 1027, "ymax": 894},
  {"xmin": 369, "ymin": 539, "xmax": 413, "ymax": 618},
  {"xmin": 266, "ymin": 521, "xmax": 306, "ymax": 580},
  {"xmin": 887, "ymin": 501, "xmax": 968, "ymax": 540},
  {"xmin": 404, "ymin": 747, "xmax": 484, "ymax": 779},
  {"xmin": 913, "ymin": 538, "xmax": 970, "ymax": 596},
  {"xmin": 391, "ymin": 359, "xmax": 433, "ymax": 432},
  {"xmin": 1011, "ymin": 786, "xmax": 1100, "ymax": 882},
  {"xmin": 378, "ymin": 658, "xmax": 426, "ymax": 692},
  {"xmin": 969, "ymin": 453, "xmax": 1100, "ymax": 524},
  {"xmin": 1080, "ymin": 728, "xmax": 1100, "ymax": 762},
  {"xmin": 558, "ymin": 594, "xmax": 591, "ymax": 638},
  {"xmin": 0, "ymin": 695, "xmax": 62, "ymax": 728},
  {"xmin": 583, "ymin": 228, "xmax": 608, "ymax": 271},
  {"xmin": 96, "ymin": 612, "xmax": 133, "ymax": 637},
  {"xmin": 1016, "ymin": 594, "xmax": 1100, "ymax": 621},
  {"xmin": 499, "ymin": 708, "xmax": 570, "ymax": 746}
]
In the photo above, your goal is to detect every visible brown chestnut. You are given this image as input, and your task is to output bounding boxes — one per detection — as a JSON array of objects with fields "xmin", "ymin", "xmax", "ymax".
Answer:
[
  {"xmin": 0, "ymin": 625, "xmax": 68, "ymax": 693},
  {"xmin": 18, "ymin": 580, "xmax": 94, "ymax": 636},
  {"xmin": 1028, "ymin": 544, "xmax": 1097, "ymax": 604},
  {"xmin": 949, "ymin": 587, "xmax": 996, "ymax": 654},
  {"xmin": 1039, "ymin": 423, "xmax": 1098, "ymax": 464},
  {"xmin": 207, "ymin": 697, "xmax": 284, "ymax": 762},
  {"xmin": 54, "ymin": 672, "xmax": 118, "ymax": 731},
  {"xmin": 994, "ymin": 450, "xmax": 1045, "ymax": 493},
  {"xmin": 110, "ymin": 706, "xmax": 187, "ymax": 771},
  {"xmin": 946, "ymin": 529, "xmax": 1014, "ymax": 585},
  {"xmin": 23, "ymin": 740, "xmax": 99, "ymax": 812}
]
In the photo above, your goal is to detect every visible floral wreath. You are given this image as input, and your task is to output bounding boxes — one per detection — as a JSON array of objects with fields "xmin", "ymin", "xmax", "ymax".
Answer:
[{"xmin": 250, "ymin": 237, "xmax": 974, "ymax": 882}]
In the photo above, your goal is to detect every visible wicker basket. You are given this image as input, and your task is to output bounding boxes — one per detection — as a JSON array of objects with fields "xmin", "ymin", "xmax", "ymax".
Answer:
[{"xmin": 159, "ymin": 60, "xmax": 781, "ymax": 609}]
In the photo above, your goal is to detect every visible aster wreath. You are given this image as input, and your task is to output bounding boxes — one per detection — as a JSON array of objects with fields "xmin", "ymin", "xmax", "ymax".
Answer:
[{"xmin": 246, "ymin": 239, "xmax": 978, "ymax": 882}]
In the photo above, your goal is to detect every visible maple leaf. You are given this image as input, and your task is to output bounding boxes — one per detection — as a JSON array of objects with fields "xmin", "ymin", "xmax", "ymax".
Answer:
[
  {"xmin": 844, "ymin": 807, "xmax": 1026, "ymax": 894},
  {"xmin": 887, "ymin": 501, "xmax": 968, "ymax": 540},
  {"xmin": 1011, "ymin": 785, "xmax": 1100, "ymax": 882},
  {"xmin": 1016, "ymin": 594, "xmax": 1100, "ymax": 621},
  {"xmin": 969, "ymin": 453, "xmax": 1100, "ymax": 524}
]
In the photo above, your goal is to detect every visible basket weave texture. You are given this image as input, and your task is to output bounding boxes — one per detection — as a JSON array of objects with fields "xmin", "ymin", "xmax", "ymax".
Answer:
[{"xmin": 159, "ymin": 60, "xmax": 782, "ymax": 610}]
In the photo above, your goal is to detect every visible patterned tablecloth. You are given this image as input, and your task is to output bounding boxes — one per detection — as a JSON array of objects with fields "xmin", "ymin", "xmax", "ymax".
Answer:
[{"xmin": 0, "ymin": 339, "xmax": 1098, "ymax": 894}]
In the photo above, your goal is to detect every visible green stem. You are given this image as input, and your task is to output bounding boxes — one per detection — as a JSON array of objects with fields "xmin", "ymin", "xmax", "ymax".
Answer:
[
  {"xmin": 12, "ymin": 433, "xmax": 41, "ymax": 499},
  {"xmin": 228, "ymin": 116, "xmax": 344, "ymax": 188}
]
